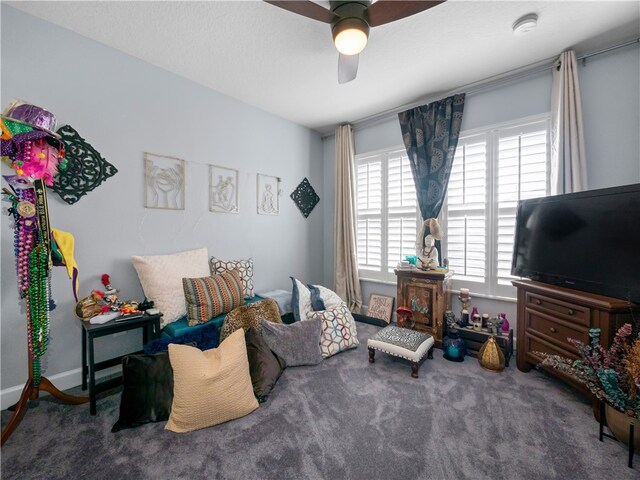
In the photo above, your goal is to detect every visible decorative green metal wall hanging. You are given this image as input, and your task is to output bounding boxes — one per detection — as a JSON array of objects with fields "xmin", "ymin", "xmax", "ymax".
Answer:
[
  {"xmin": 52, "ymin": 125, "xmax": 117, "ymax": 204},
  {"xmin": 290, "ymin": 177, "xmax": 320, "ymax": 218}
]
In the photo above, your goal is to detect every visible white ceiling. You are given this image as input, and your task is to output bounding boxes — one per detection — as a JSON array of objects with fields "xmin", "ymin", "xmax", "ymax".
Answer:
[{"xmin": 7, "ymin": 1, "xmax": 640, "ymax": 134}]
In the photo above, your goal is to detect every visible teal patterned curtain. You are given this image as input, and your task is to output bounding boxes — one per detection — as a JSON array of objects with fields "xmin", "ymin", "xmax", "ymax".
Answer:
[{"xmin": 398, "ymin": 94, "xmax": 466, "ymax": 220}]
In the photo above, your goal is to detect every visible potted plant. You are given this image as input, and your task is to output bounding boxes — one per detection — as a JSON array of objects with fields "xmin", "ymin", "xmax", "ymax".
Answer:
[{"xmin": 538, "ymin": 324, "xmax": 640, "ymax": 446}]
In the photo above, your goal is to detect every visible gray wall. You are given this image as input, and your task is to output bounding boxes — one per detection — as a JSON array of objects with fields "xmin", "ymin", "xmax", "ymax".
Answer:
[
  {"xmin": 323, "ymin": 43, "xmax": 640, "ymax": 330},
  {"xmin": 0, "ymin": 7, "xmax": 324, "ymax": 402}
]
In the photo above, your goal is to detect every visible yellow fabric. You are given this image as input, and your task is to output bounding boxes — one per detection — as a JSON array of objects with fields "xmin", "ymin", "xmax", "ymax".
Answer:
[
  {"xmin": 166, "ymin": 329, "xmax": 258, "ymax": 433},
  {"xmin": 51, "ymin": 228, "xmax": 77, "ymax": 279}
]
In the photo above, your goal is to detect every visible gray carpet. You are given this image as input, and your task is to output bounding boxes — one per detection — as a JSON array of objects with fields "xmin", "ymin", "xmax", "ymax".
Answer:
[{"xmin": 1, "ymin": 323, "xmax": 636, "ymax": 480}]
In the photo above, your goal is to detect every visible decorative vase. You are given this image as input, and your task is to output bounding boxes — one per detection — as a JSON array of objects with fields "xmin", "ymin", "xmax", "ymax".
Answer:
[
  {"xmin": 442, "ymin": 328, "xmax": 466, "ymax": 362},
  {"xmin": 478, "ymin": 336, "xmax": 505, "ymax": 372},
  {"xmin": 605, "ymin": 404, "xmax": 640, "ymax": 447}
]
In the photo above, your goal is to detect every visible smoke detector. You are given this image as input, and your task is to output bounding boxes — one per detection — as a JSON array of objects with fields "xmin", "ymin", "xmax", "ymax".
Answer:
[{"xmin": 513, "ymin": 14, "xmax": 538, "ymax": 35}]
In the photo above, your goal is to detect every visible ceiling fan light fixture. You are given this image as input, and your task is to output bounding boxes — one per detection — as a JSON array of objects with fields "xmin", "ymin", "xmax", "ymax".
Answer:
[{"xmin": 332, "ymin": 17, "xmax": 369, "ymax": 55}]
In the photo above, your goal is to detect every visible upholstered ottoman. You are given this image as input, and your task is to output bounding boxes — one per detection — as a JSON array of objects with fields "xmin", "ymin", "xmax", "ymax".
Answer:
[{"xmin": 368, "ymin": 325, "xmax": 434, "ymax": 378}]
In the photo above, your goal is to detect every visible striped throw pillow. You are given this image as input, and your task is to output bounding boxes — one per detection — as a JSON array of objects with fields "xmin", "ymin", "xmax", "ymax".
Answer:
[{"xmin": 182, "ymin": 270, "xmax": 244, "ymax": 326}]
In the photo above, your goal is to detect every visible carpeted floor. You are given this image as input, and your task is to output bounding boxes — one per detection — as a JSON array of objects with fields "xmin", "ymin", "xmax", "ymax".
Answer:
[{"xmin": 1, "ymin": 322, "xmax": 637, "ymax": 480}]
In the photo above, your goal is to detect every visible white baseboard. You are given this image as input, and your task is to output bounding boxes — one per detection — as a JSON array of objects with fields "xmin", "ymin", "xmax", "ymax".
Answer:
[{"xmin": 1, "ymin": 365, "xmax": 120, "ymax": 410}]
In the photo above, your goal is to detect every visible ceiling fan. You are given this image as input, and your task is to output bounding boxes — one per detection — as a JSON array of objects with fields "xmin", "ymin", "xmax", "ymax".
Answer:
[{"xmin": 264, "ymin": 1, "xmax": 446, "ymax": 84}]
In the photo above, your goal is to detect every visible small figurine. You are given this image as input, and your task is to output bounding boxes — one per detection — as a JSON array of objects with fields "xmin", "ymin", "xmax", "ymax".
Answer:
[
  {"xmin": 500, "ymin": 313, "xmax": 510, "ymax": 335},
  {"xmin": 415, "ymin": 218, "xmax": 441, "ymax": 269}
]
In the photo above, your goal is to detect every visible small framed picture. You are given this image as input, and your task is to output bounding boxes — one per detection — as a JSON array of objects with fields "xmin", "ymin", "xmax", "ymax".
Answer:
[
  {"xmin": 367, "ymin": 294, "xmax": 395, "ymax": 324},
  {"xmin": 210, "ymin": 165, "xmax": 239, "ymax": 213},
  {"xmin": 257, "ymin": 174, "xmax": 280, "ymax": 215}
]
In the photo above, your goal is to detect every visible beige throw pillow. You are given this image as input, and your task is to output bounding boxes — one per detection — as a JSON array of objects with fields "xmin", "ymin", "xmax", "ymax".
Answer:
[
  {"xmin": 132, "ymin": 247, "xmax": 210, "ymax": 326},
  {"xmin": 166, "ymin": 329, "xmax": 258, "ymax": 433}
]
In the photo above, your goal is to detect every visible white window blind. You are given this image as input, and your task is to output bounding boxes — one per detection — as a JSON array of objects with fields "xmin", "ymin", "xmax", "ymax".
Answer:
[
  {"xmin": 443, "ymin": 115, "xmax": 550, "ymax": 298},
  {"xmin": 356, "ymin": 158, "xmax": 382, "ymax": 271},
  {"xmin": 356, "ymin": 148, "xmax": 418, "ymax": 280},
  {"xmin": 446, "ymin": 134, "xmax": 487, "ymax": 283},
  {"xmin": 496, "ymin": 125, "xmax": 549, "ymax": 287}
]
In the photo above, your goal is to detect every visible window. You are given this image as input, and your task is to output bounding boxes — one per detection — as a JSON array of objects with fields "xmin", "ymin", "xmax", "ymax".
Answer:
[
  {"xmin": 443, "ymin": 115, "xmax": 550, "ymax": 298},
  {"xmin": 356, "ymin": 147, "xmax": 418, "ymax": 281}
]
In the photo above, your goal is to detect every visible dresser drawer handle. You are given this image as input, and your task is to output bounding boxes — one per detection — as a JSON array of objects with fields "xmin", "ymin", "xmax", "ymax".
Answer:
[
  {"xmin": 568, "ymin": 309, "xmax": 575, "ymax": 316},
  {"xmin": 549, "ymin": 327, "xmax": 557, "ymax": 333},
  {"xmin": 534, "ymin": 299, "xmax": 542, "ymax": 305}
]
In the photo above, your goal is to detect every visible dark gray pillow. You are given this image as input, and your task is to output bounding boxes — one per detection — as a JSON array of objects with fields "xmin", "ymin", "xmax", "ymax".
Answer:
[{"xmin": 261, "ymin": 317, "xmax": 323, "ymax": 366}]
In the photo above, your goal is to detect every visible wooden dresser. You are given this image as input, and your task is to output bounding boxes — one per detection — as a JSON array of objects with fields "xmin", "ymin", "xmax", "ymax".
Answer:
[
  {"xmin": 513, "ymin": 279, "xmax": 639, "ymax": 374},
  {"xmin": 395, "ymin": 269, "xmax": 453, "ymax": 347}
]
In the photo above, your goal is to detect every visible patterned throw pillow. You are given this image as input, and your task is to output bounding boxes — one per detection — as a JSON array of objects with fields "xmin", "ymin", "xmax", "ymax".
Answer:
[
  {"xmin": 132, "ymin": 247, "xmax": 210, "ymax": 327},
  {"xmin": 210, "ymin": 257, "xmax": 254, "ymax": 298},
  {"xmin": 166, "ymin": 330, "xmax": 259, "ymax": 433},
  {"xmin": 182, "ymin": 270, "xmax": 244, "ymax": 326},
  {"xmin": 220, "ymin": 299, "xmax": 283, "ymax": 342},
  {"xmin": 308, "ymin": 303, "xmax": 359, "ymax": 358}
]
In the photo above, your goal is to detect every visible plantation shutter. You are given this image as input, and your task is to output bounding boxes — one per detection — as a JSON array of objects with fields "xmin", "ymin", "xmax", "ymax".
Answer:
[
  {"xmin": 496, "ymin": 122, "xmax": 549, "ymax": 286},
  {"xmin": 356, "ymin": 156, "xmax": 383, "ymax": 271},
  {"xmin": 387, "ymin": 151, "xmax": 417, "ymax": 270},
  {"xmin": 446, "ymin": 134, "xmax": 487, "ymax": 283}
]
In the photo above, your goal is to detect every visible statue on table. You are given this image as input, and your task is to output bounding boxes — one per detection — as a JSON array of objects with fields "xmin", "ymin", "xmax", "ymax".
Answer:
[{"xmin": 415, "ymin": 218, "xmax": 442, "ymax": 270}]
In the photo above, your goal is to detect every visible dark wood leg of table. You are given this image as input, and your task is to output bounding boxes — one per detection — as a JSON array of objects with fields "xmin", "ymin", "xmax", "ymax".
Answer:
[
  {"xmin": 368, "ymin": 348, "xmax": 375, "ymax": 363},
  {"xmin": 142, "ymin": 323, "xmax": 149, "ymax": 346},
  {"xmin": 81, "ymin": 327, "xmax": 87, "ymax": 391},
  {"xmin": 411, "ymin": 362, "xmax": 419, "ymax": 378},
  {"xmin": 88, "ymin": 333, "xmax": 96, "ymax": 416},
  {"xmin": 154, "ymin": 318, "xmax": 161, "ymax": 339}
]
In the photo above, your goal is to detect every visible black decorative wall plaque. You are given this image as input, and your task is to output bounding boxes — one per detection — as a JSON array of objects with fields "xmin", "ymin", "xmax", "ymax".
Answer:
[
  {"xmin": 290, "ymin": 177, "xmax": 320, "ymax": 218},
  {"xmin": 52, "ymin": 125, "xmax": 117, "ymax": 204}
]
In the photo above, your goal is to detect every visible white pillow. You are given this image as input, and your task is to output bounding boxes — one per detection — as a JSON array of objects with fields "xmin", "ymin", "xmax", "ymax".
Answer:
[
  {"xmin": 290, "ymin": 277, "xmax": 313, "ymax": 322},
  {"xmin": 132, "ymin": 247, "xmax": 210, "ymax": 327},
  {"xmin": 312, "ymin": 285, "xmax": 344, "ymax": 310}
]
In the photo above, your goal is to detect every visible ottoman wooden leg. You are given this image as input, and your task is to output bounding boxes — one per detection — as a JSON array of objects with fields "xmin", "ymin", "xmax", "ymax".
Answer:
[
  {"xmin": 368, "ymin": 347, "xmax": 376, "ymax": 363},
  {"xmin": 411, "ymin": 362, "xmax": 419, "ymax": 378},
  {"xmin": 427, "ymin": 346, "xmax": 434, "ymax": 360}
]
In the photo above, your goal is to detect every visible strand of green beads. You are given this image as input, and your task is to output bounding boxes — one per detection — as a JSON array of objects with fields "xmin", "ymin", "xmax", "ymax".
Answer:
[
  {"xmin": 32, "ymin": 357, "xmax": 41, "ymax": 387},
  {"xmin": 27, "ymin": 248, "xmax": 40, "ymax": 358}
]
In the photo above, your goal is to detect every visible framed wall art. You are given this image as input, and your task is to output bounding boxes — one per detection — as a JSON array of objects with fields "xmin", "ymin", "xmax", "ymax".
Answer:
[
  {"xmin": 144, "ymin": 153, "xmax": 185, "ymax": 210},
  {"xmin": 210, "ymin": 165, "xmax": 239, "ymax": 213},
  {"xmin": 367, "ymin": 294, "xmax": 395, "ymax": 324},
  {"xmin": 257, "ymin": 174, "xmax": 280, "ymax": 215}
]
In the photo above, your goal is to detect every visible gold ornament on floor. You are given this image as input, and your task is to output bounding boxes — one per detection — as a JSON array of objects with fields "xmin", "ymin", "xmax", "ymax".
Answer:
[{"xmin": 478, "ymin": 336, "xmax": 505, "ymax": 372}]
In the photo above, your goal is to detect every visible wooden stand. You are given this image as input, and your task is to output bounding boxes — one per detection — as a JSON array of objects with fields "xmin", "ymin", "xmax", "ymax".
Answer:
[
  {"xmin": 1, "ymin": 351, "xmax": 88, "ymax": 446},
  {"xmin": 395, "ymin": 268, "xmax": 453, "ymax": 347}
]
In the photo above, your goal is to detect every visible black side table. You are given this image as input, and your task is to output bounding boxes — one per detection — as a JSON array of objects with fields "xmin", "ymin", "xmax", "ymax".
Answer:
[{"xmin": 80, "ymin": 313, "xmax": 162, "ymax": 415}]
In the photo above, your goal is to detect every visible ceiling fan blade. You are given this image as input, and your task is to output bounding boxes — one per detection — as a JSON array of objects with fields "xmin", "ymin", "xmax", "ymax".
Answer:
[
  {"xmin": 264, "ymin": 1, "xmax": 339, "ymax": 23},
  {"xmin": 366, "ymin": 1, "xmax": 446, "ymax": 27},
  {"xmin": 338, "ymin": 53, "xmax": 359, "ymax": 84}
]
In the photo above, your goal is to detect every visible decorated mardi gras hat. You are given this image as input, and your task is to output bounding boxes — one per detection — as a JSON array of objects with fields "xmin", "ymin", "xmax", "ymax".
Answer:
[
  {"xmin": 2, "ymin": 100, "xmax": 59, "ymax": 137},
  {"xmin": 1, "ymin": 100, "xmax": 63, "ymax": 158}
]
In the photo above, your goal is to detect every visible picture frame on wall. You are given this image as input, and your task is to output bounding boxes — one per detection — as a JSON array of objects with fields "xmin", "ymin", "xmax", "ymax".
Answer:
[
  {"xmin": 144, "ymin": 152, "xmax": 185, "ymax": 210},
  {"xmin": 367, "ymin": 294, "xmax": 395, "ymax": 324},
  {"xmin": 210, "ymin": 165, "xmax": 239, "ymax": 213},
  {"xmin": 257, "ymin": 173, "xmax": 280, "ymax": 215}
]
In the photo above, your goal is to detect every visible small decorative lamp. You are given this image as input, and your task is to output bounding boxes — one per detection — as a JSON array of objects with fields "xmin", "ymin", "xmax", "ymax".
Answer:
[
  {"xmin": 396, "ymin": 306, "xmax": 413, "ymax": 329},
  {"xmin": 478, "ymin": 336, "xmax": 505, "ymax": 372},
  {"xmin": 442, "ymin": 327, "xmax": 466, "ymax": 362}
]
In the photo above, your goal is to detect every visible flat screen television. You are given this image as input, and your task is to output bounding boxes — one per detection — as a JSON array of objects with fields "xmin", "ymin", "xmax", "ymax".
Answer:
[{"xmin": 511, "ymin": 183, "xmax": 640, "ymax": 303}]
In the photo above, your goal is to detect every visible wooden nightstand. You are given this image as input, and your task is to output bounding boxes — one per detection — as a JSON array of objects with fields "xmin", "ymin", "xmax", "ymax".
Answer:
[{"xmin": 395, "ymin": 268, "xmax": 453, "ymax": 347}]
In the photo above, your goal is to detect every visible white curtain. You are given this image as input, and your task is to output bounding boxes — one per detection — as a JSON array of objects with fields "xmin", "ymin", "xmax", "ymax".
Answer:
[
  {"xmin": 550, "ymin": 50, "xmax": 588, "ymax": 194},
  {"xmin": 333, "ymin": 124, "xmax": 362, "ymax": 313}
]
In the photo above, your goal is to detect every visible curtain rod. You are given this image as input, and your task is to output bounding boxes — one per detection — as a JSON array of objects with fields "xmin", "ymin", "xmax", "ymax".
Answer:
[{"xmin": 343, "ymin": 37, "xmax": 640, "ymax": 134}]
